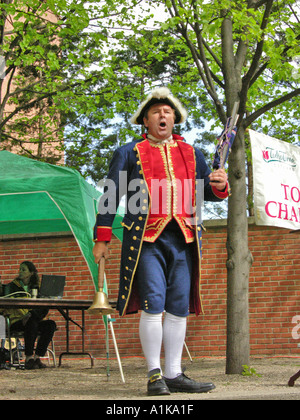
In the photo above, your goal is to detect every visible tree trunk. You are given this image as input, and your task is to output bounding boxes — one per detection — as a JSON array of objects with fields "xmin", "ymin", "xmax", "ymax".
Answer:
[{"xmin": 226, "ymin": 125, "xmax": 253, "ymax": 374}]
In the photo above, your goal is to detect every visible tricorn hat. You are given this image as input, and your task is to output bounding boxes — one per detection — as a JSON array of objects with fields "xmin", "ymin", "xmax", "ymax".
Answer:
[{"xmin": 130, "ymin": 87, "xmax": 188, "ymax": 125}]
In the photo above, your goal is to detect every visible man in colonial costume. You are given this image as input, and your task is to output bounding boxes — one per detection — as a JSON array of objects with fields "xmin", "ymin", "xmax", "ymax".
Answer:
[{"xmin": 93, "ymin": 87, "xmax": 228, "ymax": 396}]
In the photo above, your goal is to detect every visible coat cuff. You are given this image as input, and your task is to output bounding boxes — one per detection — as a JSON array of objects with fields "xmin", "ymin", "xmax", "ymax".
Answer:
[
  {"xmin": 94, "ymin": 226, "xmax": 112, "ymax": 242},
  {"xmin": 212, "ymin": 182, "xmax": 229, "ymax": 199}
]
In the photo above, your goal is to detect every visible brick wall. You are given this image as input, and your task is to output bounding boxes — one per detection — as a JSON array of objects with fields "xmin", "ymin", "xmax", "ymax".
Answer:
[{"xmin": 0, "ymin": 219, "xmax": 299, "ymax": 358}]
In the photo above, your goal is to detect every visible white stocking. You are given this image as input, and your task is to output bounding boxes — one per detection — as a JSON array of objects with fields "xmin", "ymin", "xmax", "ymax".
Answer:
[
  {"xmin": 163, "ymin": 312, "xmax": 187, "ymax": 379},
  {"xmin": 139, "ymin": 311, "xmax": 163, "ymax": 373}
]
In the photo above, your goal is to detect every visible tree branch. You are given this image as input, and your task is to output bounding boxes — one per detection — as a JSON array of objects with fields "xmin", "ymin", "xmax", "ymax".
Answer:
[
  {"xmin": 192, "ymin": 4, "xmax": 219, "ymax": 95},
  {"xmin": 0, "ymin": 76, "xmax": 92, "ymax": 129},
  {"xmin": 221, "ymin": 9, "xmax": 241, "ymax": 117},
  {"xmin": 242, "ymin": 0, "xmax": 274, "ymax": 89},
  {"xmin": 168, "ymin": 0, "xmax": 226, "ymax": 122},
  {"xmin": 249, "ymin": 61, "xmax": 269, "ymax": 87},
  {"xmin": 0, "ymin": 66, "xmax": 16, "ymax": 121},
  {"xmin": 244, "ymin": 88, "xmax": 300, "ymax": 127},
  {"xmin": 202, "ymin": 38, "xmax": 223, "ymax": 71}
]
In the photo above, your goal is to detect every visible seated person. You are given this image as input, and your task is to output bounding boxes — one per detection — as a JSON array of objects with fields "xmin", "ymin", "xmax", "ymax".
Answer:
[{"xmin": 0, "ymin": 261, "xmax": 56, "ymax": 370}]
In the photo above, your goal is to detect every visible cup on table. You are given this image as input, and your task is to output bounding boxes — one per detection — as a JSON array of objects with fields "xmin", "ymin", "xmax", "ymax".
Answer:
[{"xmin": 31, "ymin": 288, "xmax": 38, "ymax": 299}]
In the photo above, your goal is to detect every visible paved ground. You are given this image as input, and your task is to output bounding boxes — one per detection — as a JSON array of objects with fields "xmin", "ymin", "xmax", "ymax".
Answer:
[{"xmin": 0, "ymin": 356, "xmax": 299, "ymax": 401}]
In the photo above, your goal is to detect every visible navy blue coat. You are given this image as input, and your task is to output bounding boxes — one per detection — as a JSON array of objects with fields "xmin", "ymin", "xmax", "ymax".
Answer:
[{"xmin": 94, "ymin": 137, "xmax": 228, "ymax": 316}]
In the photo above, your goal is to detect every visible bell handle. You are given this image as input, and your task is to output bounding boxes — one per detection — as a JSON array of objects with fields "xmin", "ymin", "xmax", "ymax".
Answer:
[{"xmin": 98, "ymin": 256, "xmax": 105, "ymax": 291}]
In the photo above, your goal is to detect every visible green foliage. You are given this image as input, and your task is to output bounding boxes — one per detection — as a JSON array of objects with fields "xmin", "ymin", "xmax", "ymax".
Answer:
[
  {"xmin": 242, "ymin": 365, "xmax": 262, "ymax": 377},
  {"xmin": 0, "ymin": 0, "xmax": 299, "ymax": 196}
]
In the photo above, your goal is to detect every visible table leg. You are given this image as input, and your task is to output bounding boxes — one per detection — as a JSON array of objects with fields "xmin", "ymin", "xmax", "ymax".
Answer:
[{"xmin": 58, "ymin": 309, "xmax": 94, "ymax": 368}]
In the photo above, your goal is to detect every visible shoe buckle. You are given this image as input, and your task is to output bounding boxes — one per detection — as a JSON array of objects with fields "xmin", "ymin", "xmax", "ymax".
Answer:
[{"xmin": 149, "ymin": 372, "xmax": 162, "ymax": 383}]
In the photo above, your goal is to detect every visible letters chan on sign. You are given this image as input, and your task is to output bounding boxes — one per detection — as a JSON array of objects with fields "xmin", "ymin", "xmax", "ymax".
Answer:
[
  {"xmin": 265, "ymin": 184, "xmax": 300, "ymax": 224},
  {"xmin": 249, "ymin": 129, "xmax": 300, "ymax": 231}
]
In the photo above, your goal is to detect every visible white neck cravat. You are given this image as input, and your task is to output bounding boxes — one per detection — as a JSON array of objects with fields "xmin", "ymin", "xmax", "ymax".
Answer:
[{"xmin": 147, "ymin": 134, "xmax": 173, "ymax": 144}]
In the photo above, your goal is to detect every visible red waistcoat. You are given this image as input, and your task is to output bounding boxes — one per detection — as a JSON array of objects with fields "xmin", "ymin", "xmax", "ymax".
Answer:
[{"xmin": 136, "ymin": 136, "xmax": 196, "ymax": 243}]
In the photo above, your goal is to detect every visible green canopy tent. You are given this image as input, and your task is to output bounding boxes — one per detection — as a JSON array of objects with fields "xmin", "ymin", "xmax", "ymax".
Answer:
[{"xmin": 0, "ymin": 151, "xmax": 123, "ymax": 289}]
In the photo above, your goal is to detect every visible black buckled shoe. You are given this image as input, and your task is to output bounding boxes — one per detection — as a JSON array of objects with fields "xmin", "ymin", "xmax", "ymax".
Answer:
[
  {"xmin": 164, "ymin": 372, "xmax": 216, "ymax": 393},
  {"xmin": 147, "ymin": 369, "xmax": 170, "ymax": 396}
]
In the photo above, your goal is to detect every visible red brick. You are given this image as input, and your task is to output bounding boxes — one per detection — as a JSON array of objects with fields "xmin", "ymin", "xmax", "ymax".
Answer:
[{"xmin": 0, "ymin": 221, "xmax": 299, "ymax": 358}]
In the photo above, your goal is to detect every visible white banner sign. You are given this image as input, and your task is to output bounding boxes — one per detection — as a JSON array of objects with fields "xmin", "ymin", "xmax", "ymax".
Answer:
[{"xmin": 249, "ymin": 129, "xmax": 300, "ymax": 230}]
